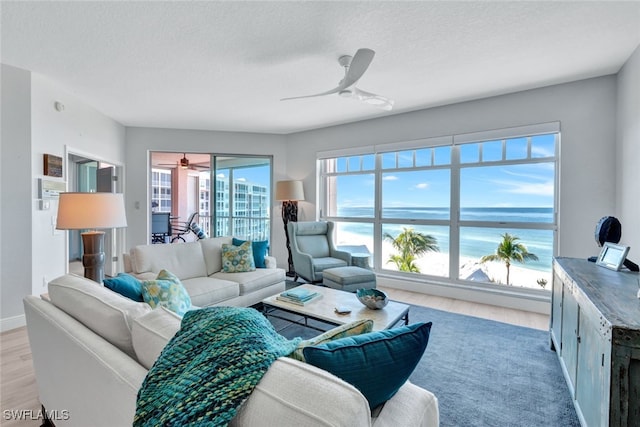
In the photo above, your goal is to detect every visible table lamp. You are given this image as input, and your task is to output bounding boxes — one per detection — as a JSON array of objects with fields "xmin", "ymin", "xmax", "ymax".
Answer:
[
  {"xmin": 276, "ymin": 180, "xmax": 305, "ymax": 277},
  {"xmin": 56, "ymin": 192, "xmax": 128, "ymax": 283}
]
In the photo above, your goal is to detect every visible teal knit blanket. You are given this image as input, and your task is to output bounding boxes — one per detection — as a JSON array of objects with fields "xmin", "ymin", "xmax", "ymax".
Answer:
[{"xmin": 134, "ymin": 307, "xmax": 301, "ymax": 426}]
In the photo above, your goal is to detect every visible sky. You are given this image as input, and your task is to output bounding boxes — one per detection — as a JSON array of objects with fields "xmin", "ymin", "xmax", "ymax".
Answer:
[{"xmin": 336, "ymin": 134, "xmax": 556, "ymax": 209}]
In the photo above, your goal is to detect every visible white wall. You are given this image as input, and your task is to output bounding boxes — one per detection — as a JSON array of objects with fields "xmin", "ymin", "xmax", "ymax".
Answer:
[
  {"xmin": 0, "ymin": 66, "xmax": 126, "ymax": 330},
  {"xmin": 285, "ymin": 76, "xmax": 618, "ymax": 312},
  {"xmin": 1, "ymin": 64, "xmax": 33, "ymax": 330},
  {"xmin": 616, "ymin": 45, "xmax": 640, "ymax": 256},
  {"xmin": 30, "ymin": 74, "xmax": 127, "ymax": 298},
  {"xmin": 124, "ymin": 128, "xmax": 289, "ymax": 265}
]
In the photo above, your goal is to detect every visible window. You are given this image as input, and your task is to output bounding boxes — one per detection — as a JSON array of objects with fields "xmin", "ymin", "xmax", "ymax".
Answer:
[
  {"xmin": 151, "ymin": 169, "xmax": 172, "ymax": 213},
  {"xmin": 319, "ymin": 124, "xmax": 558, "ymax": 292}
]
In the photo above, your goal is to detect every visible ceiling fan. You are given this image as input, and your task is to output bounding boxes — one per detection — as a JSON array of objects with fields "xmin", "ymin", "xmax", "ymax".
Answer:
[
  {"xmin": 281, "ymin": 48, "xmax": 394, "ymax": 111},
  {"xmin": 158, "ymin": 154, "xmax": 208, "ymax": 170}
]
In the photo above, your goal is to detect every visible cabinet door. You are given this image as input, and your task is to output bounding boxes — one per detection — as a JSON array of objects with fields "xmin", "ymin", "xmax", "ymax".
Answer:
[
  {"xmin": 575, "ymin": 314, "xmax": 608, "ymax": 427},
  {"xmin": 550, "ymin": 272, "xmax": 563, "ymax": 351},
  {"xmin": 561, "ymin": 289, "xmax": 579, "ymax": 392}
]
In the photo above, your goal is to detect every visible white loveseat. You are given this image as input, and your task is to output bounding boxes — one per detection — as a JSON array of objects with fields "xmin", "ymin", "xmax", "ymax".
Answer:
[
  {"xmin": 124, "ymin": 237, "xmax": 285, "ymax": 307},
  {"xmin": 24, "ymin": 274, "xmax": 440, "ymax": 427}
]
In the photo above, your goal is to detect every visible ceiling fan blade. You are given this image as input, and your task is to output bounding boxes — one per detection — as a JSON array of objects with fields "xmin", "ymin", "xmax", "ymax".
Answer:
[
  {"xmin": 342, "ymin": 48, "xmax": 375, "ymax": 88},
  {"xmin": 352, "ymin": 88, "xmax": 394, "ymax": 111},
  {"xmin": 281, "ymin": 83, "xmax": 347, "ymax": 101}
]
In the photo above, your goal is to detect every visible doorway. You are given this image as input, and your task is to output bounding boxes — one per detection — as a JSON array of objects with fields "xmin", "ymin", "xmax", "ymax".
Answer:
[{"xmin": 67, "ymin": 152, "xmax": 123, "ymax": 277}]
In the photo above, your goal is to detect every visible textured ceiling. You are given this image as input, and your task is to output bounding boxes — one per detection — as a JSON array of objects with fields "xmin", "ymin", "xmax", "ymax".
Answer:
[{"xmin": 2, "ymin": 1, "xmax": 639, "ymax": 134}]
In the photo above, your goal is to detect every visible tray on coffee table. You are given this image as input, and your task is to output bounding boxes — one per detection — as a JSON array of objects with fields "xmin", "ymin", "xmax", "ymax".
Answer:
[{"xmin": 262, "ymin": 284, "xmax": 410, "ymax": 332}]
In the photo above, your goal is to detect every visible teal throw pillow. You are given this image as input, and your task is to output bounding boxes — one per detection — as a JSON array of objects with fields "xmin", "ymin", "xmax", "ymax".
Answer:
[
  {"xmin": 141, "ymin": 269, "xmax": 192, "ymax": 316},
  {"xmin": 222, "ymin": 241, "xmax": 256, "ymax": 272},
  {"xmin": 302, "ymin": 322, "xmax": 432, "ymax": 409},
  {"xmin": 103, "ymin": 273, "xmax": 144, "ymax": 302},
  {"xmin": 232, "ymin": 238, "xmax": 269, "ymax": 268}
]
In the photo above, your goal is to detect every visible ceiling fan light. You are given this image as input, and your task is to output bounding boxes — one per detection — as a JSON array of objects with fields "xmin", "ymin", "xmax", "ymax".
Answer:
[
  {"xmin": 180, "ymin": 154, "xmax": 189, "ymax": 169},
  {"xmin": 363, "ymin": 96, "xmax": 394, "ymax": 111},
  {"xmin": 339, "ymin": 89, "xmax": 352, "ymax": 98}
]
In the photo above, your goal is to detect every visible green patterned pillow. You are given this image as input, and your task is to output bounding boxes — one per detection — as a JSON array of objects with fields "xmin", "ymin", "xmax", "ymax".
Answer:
[
  {"xmin": 141, "ymin": 269, "xmax": 192, "ymax": 316},
  {"xmin": 289, "ymin": 319, "xmax": 374, "ymax": 362},
  {"xmin": 221, "ymin": 241, "xmax": 256, "ymax": 273}
]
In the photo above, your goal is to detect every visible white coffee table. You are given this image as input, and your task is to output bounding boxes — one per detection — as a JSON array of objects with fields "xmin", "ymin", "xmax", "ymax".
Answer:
[{"xmin": 262, "ymin": 284, "xmax": 410, "ymax": 332}]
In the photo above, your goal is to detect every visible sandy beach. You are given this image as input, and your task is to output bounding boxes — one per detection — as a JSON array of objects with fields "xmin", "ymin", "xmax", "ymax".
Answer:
[{"xmin": 336, "ymin": 231, "xmax": 551, "ymax": 291}]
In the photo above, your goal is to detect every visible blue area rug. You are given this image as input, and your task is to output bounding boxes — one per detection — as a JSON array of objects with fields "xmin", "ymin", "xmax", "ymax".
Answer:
[{"xmin": 272, "ymin": 304, "xmax": 580, "ymax": 427}]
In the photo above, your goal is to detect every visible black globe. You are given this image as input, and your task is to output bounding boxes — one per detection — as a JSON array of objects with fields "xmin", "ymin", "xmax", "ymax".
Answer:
[{"xmin": 594, "ymin": 216, "xmax": 622, "ymax": 247}]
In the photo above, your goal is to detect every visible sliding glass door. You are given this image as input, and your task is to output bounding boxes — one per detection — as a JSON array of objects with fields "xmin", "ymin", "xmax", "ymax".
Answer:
[{"xmin": 150, "ymin": 152, "xmax": 272, "ymax": 243}]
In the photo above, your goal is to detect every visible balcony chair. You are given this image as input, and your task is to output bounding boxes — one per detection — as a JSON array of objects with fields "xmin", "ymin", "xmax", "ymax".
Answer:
[
  {"xmin": 171, "ymin": 212, "xmax": 199, "ymax": 243},
  {"xmin": 287, "ymin": 221, "xmax": 351, "ymax": 282},
  {"xmin": 151, "ymin": 212, "xmax": 171, "ymax": 244}
]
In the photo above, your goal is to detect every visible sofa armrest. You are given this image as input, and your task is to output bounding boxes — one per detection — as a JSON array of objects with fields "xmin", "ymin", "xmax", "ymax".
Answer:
[
  {"xmin": 264, "ymin": 256, "xmax": 277, "ymax": 269},
  {"xmin": 231, "ymin": 357, "xmax": 371, "ymax": 427},
  {"xmin": 23, "ymin": 296, "xmax": 148, "ymax": 427},
  {"xmin": 123, "ymin": 252, "xmax": 133, "ymax": 273},
  {"xmin": 372, "ymin": 381, "xmax": 439, "ymax": 427}
]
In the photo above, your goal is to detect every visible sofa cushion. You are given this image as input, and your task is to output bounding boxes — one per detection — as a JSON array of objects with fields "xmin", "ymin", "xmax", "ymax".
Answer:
[
  {"xmin": 302, "ymin": 322, "xmax": 432, "ymax": 409},
  {"xmin": 48, "ymin": 274, "xmax": 151, "ymax": 358},
  {"xmin": 211, "ymin": 268, "xmax": 285, "ymax": 295},
  {"xmin": 222, "ymin": 241, "xmax": 256, "ymax": 272},
  {"xmin": 289, "ymin": 319, "xmax": 374, "ymax": 362},
  {"xmin": 141, "ymin": 270, "xmax": 192, "ymax": 316},
  {"xmin": 132, "ymin": 241, "xmax": 207, "ymax": 280},
  {"xmin": 181, "ymin": 277, "xmax": 239, "ymax": 307},
  {"xmin": 103, "ymin": 273, "xmax": 144, "ymax": 302},
  {"xmin": 132, "ymin": 306, "xmax": 182, "ymax": 370},
  {"xmin": 232, "ymin": 238, "xmax": 269, "ymax": 268},
  {"xmin": 200, "ymin": 236, "xmax": 233, "ymax": 275}
]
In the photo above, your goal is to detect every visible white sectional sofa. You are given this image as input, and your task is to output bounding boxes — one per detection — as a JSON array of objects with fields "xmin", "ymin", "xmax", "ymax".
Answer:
[
  {"xmin": 124, "ymin": 237, "xmax": 285, "ymax": 307},
  {"xmin": 24, "ymin": 274, "xmax": 440, "ymax": 427}
]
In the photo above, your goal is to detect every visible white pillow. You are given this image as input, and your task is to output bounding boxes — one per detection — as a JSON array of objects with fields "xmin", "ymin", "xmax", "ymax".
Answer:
[
  {"xmin": 48, "ymin": 274, "xmax": 152, "ymax": 358},
  {"xmin": 131, "ymin": 306, "xmax": 182, "ymax": 369}
]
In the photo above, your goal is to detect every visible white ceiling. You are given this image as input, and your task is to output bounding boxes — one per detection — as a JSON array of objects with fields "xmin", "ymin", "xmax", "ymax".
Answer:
[{"xmin": 2, "ymin": 1, "xmax": 639, "ymax": 135}]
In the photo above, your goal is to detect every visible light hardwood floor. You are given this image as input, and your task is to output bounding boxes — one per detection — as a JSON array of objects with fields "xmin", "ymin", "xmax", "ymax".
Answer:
[{"xmin": 0, "ymin": 288, "xmax": 549, "ymax": 426}]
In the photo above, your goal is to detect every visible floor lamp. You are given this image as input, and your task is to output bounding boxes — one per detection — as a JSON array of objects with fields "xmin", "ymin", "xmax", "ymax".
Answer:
[
  {"xmin": 56, "ymin": 192, "xmax": 128, "ymax": 283},
  {"xmin": 276, "ymin": 180, "xmax": 305, "ymax": 277}
]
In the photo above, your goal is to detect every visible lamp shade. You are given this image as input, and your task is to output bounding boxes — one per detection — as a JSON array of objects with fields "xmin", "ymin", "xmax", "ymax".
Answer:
[
  {"xmin": 56, "ymin": 192, "xmax": 128, "ymax": 230},
  {"xmin": 276, "ymin": 180, "xmax": 305, "ymax": 201}
]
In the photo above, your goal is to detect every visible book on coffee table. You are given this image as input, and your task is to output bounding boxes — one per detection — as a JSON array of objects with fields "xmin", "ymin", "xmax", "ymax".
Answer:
[
  {"xmin": 276, "ymin": 292, "xmax": 322, "ymax": 306},
  {"xmin": 280, "ymin": 288, "xmax": 316, "ymax": 300}
]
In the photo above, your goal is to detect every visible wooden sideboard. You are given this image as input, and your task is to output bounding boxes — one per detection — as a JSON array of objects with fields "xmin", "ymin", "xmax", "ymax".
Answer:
[{"xmin": 550, "ymin": 257, "xmax": 640, "ymax": 427}]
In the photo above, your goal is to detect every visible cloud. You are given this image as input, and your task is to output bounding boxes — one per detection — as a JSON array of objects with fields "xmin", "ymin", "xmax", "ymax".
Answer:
[
  {"xmin": 383, "ymin": 175, "xmax": 398, "ymax": 181},
  {"xmin": 498, "ymin": 180, "xmax": 554, "ymax": 196},
  {"xmin": 415, "ymin": 183, "xmax": 429, "ymax": 189}
]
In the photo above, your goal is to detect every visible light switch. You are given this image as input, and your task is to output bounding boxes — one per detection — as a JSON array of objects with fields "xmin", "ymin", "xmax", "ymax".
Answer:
[{"xmin": 39, "ymin": 200, "xmax": 50, "ymax": 210}]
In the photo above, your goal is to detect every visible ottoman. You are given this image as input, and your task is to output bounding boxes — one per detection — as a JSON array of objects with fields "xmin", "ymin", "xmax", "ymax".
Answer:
[{"xmin": 322, "ymin": 266, "xmax": 376, "ymax": 293}]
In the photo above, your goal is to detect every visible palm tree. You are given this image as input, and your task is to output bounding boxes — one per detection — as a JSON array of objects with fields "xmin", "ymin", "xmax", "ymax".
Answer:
[
  {"xmin": 480, "ymin": 233, "xmax": 538, "ymax": 286},
  {"xmin": 384, "ymin": 227, "xmax": 439, "ymax": 273}
]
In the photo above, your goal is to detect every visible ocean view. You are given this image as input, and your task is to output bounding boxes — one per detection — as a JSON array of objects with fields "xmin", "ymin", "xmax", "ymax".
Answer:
[{"xmin": 334, "ymin": 207, "xmax": 555, "ymax": 288}]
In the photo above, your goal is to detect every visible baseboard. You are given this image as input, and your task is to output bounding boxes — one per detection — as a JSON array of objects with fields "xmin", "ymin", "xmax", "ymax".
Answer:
[
  {"xmin": 377, "ymin": 274, "xmax": 550, "ymax": 315},
  {"xmin": 1, "ymin": 314, "xmax": 26, "ymax": 332}
]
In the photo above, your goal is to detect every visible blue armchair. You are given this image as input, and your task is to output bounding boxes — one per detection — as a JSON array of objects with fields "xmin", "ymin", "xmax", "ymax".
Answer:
[{"xmin": 287, "ymin": 221, "xmax": 352, "ymax": 282}]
